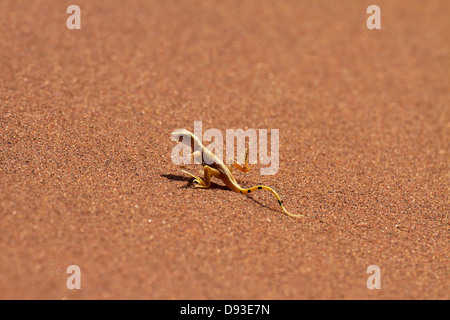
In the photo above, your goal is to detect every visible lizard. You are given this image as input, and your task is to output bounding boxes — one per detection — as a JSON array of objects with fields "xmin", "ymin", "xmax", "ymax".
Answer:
[{"xmin": 170, "ymin": 129, "xmax": 304, "ymax": 218}]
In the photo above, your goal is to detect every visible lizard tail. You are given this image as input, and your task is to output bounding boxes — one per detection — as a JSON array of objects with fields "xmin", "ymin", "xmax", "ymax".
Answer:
[{"xmin": 242, "ymin": 185, "xmax": 304, "ymax": 218}]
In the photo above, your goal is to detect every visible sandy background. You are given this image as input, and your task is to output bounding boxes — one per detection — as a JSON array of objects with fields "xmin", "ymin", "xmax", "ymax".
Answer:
[{"xmin": 0, "ymin": 0, "xmax": 448, "ymax": 299}]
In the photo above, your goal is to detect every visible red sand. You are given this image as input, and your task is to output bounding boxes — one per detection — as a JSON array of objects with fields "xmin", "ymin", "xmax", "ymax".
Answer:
[{"xmin": 0, "ymin": 0, "xmax": 448, "ymax": 299}]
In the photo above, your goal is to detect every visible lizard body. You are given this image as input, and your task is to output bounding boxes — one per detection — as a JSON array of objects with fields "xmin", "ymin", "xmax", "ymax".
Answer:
[{"xmin": 171, "ymin": 129, "xmax": 303, "ymax": 218}]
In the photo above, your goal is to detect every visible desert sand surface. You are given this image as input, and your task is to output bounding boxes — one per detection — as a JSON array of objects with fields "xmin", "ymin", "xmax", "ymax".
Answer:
[{"xmin": 0, "ymin": 0, "xmax": 448, "ymax": 299}]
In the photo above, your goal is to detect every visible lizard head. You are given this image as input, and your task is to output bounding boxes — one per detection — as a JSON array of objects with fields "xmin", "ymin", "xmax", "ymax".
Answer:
[{"xmin": 170, "ymin": 129, "xmax": 202, "ymax": 150}]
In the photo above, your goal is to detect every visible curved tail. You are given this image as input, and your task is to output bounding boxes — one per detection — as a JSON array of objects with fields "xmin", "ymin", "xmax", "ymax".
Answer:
[{"xmin": 241, "ymin": 185, "xmax": 304, "ymax": 218}]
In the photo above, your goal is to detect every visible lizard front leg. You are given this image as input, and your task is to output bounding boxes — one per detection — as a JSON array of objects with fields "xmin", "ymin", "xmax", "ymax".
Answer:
[
  {"xmin": 178, "ymin": 151, "xmax": 202, "ymax": 169},
  {"xmin": 182, "ymin": 165, "xmax": 220, "ymax": 189}
]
